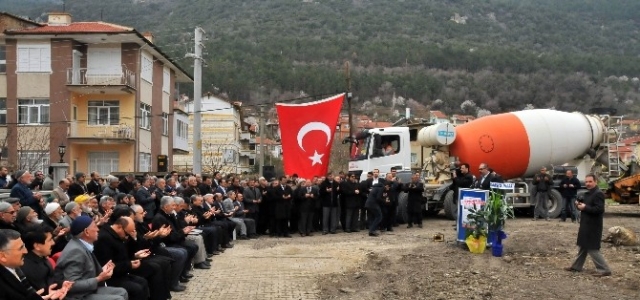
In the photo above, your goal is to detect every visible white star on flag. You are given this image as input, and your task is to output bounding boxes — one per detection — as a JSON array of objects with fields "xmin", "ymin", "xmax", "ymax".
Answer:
[{"xmin": 308, "ymin": 150, "xmax": 324, "ymax": 166}]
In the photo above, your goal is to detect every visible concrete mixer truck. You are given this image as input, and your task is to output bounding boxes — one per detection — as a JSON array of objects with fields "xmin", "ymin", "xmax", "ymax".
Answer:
[{"xmin": 347, "ymin": 109, "xmax": 622, "ymax": 220}]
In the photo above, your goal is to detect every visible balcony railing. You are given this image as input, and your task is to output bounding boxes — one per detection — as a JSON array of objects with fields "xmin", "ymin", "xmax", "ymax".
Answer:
[
  {"xmin": 69, "ymin": 123, "xmax": 135, "ymax": 141},
  {"xmin": 239, "ymin": 148, "xmax": 256, "ymax": 158},
  {"xmin": 66, "ymin": 66, "xmax": 136, "ymax": 88}
]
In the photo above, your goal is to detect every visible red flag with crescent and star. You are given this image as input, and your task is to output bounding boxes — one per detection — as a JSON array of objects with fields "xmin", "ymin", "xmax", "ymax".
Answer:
[{"xmin": 275, "ymin": 94, "xmax": 345, "ymax": 178}]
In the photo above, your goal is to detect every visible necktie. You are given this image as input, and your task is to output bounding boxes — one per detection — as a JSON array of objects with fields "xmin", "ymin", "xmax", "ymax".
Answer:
[{"xmin": 16, "ymin": 268, "xmax": 36, "ymax": 293}]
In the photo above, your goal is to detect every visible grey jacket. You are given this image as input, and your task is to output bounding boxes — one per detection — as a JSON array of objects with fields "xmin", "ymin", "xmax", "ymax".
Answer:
[{"xmin": 54, "ymin": 238, "xmax": 103, "ymax": 298}]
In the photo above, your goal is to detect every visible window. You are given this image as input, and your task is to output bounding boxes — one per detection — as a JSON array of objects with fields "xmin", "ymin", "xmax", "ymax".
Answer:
[
  {"xmin": 140, "ymin": 103, "xmax": 151, "ymax": 130},
  {"xmin": 0, "ymin": 98, "xmax": 6, "ymax": 125},
  {"xmin": 18, "ymin": 99, "xmax": 49, "ymax": 124},
  {"xmin": 162, "ymin": 67, "xmax": 170, "ymax": 93},
  {"xmin": 18, "ymin": 151, "xmax": 49, "ymax": 172},
  {"xmin": 17, "ymin": 42, "xmax": 51, "ymax": 73},
  {"xmin": 176, "ymin": 120, "xmax": 188, "ymax": 138},
  {"xmin": 88, "ymin": 101, "xmax": 119, "ymax": 125},
  {"xmin": 138, "ymin": 153, "xmax": 151, "ymax": 172},
  {"xmin": 0, "ymin": 45, "xmax": 6, "ymax": 73},
  {"xmin": 141, "ymin": 53, "xmax": 153, "ymax": 83},
  {"xmin": 162, "ymin": 112, "xmax": 169, "ymax": 135},
  {"xmin": 249, "ymin": 158, "xmax": 255, "ymax": 166},
  {"xmin": 88, "ymin": 152, "xmax": 119, "ymax": 175}
]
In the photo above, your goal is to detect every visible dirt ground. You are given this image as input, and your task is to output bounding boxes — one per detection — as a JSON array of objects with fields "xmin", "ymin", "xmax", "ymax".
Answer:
[{"xmin": 318, "ymin": 204, "xmax": 640, "ymax": 300}]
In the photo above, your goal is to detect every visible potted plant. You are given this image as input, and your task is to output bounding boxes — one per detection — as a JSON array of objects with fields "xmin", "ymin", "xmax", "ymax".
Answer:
[{"xmin": 465, "ymin": 190, "xmax": 515, "ymax": 255}]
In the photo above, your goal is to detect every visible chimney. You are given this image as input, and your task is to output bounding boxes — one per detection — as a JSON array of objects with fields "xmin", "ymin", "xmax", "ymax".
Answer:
[
  {"xmin": 47, "ymin": 12, "xmax": 72, "ymax": 26},
  {"xmin": 142, "ymin": 32, "xmax": 155, "ymax": 44}
]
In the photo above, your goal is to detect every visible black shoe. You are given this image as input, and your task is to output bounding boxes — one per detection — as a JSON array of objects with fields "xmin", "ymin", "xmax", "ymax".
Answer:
[
  {"xmin": 386, "ymin": 228, "xmax": 393, "ymax": 232},
  {"xmin": 369, "ymin": 232, "xmax": 379, "ymax": 237},
  {"xmin": 194, "ymin": 262, "xmax": 211, "ymax": 269},
  {"xmin": 223, "ymin": 243, "xmax": 234, "ymax": 248},
  {"xmin": 239, "ymin": 235, "xmax": 249, "ymax": 240},
  {"xmin": 182, "ymin": 273, "xmax": 194, "ymax": 278},
  {"xmin": 179, "ymin": 277, "xmax": 190, "ymax": 283},
  {"xmin": 283, "ymin": 234, "xmax": 292, "ymax": 238},
  {"xmin": 407, "ymin": 225, "xmax": 413, "ymax": 228},
  {"xmin": 330, "ymin": 231, "xmax": 337, "ymax": 234},
  {"xmin": 207, "ymin": 253, "xmax": 215, "ymax": 258},
  {"xmin": 306, "ymin": 233, "xmax": 313, "ymax": 236},
  {"xmin": 322, "ymin": 231, "xmax": 328, "ymax": 235},
  {"xmin": 170, "ymin": 285, "xmax": 186, "ymax": 292},
  {"xmin": 205, "ymin": 257, "xmax": 213, "ymax": 262},
  {"xmin": 418, "ymin": 224, "xmax": 423, "ymax": 228},
  {"xmin": 212, "ymin": 251, "xmax": 221, "ymax": 255}
]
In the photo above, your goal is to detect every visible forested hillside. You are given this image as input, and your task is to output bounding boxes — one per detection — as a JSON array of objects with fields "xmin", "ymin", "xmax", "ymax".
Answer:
[{"xmin": 3, "ymin": 0, "xmax": 640, "ymax": 117}]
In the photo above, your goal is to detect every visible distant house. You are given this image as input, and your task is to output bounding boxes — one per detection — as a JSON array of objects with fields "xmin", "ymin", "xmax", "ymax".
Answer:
[
  {"xmin": 335, "ymin": 114, "xmax": 391, "ymax": 139},
  {"xmin": 429, "ymin": 111, "xmax": 449, "ymax": 124},
  {"xmin": 450, "ymin": 114, "xmax": 475, "ymax": 125}
]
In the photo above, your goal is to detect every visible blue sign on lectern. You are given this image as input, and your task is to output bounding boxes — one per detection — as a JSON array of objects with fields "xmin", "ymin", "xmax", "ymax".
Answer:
[{"xmin": 457, "ymin": 188, "xmax": 489, "ymax": 243}]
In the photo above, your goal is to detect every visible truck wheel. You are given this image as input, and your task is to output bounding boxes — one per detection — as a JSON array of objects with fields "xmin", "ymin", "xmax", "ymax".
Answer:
[
  {"xmin": 547, "ymin": 189, "xmax": 563, "ymax": 219},
  {"xmin": 424, "ymin": 206, "xmax": 440, "ymax": 217},
  {"xmin": 396, "ymin": 192, "xmax": 409, "ymax": 224},
  {"xmin": 443, "ymin": 190, "xmax": 457, "ymax": 220}
]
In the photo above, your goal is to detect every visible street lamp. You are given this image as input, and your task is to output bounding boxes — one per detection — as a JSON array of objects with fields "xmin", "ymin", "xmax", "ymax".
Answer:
[{"xmin": 58, "ymin": 144, "xmax": 66, "ymax": 163}]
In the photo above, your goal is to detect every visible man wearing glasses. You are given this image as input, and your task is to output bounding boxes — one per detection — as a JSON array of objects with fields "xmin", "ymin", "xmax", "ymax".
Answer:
[{"xmin": 0, "ymin": 202, "xmax": 18, "ymax": 231}]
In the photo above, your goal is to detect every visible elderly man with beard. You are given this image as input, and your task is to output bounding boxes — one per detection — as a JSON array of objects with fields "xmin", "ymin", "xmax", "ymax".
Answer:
[
  {"xmin": 0, "ymin": 202, "xmax": 18, "ymax": 231},
  {"xmin": 14, "ymin": 207, "xmax": 42, "ymax": 234},
  {"xmin": 201, "ymin": 194, "xmax": 234, "ymax": 249},
  {"xmin": 10, "ymin": 170, "xmax": 44, "ymax": 218},
  {"xmin": 52, "ymin": 179, "xmax": 71, "ymax": 208},
  {"xmin": 42, "ymin": 203, "xmax": 69, "ymax": 254},
  {"xmin": 173, "ymin": 197, "xmax": 211, "ymax": 269}
]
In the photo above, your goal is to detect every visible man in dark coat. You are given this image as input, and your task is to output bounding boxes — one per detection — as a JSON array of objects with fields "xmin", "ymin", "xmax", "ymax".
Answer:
[
  {"xmin": 243, "ymin": 178, "xmax": 262, "ymax": 232},
  {"xmin": 381, "ymin": 173, "xmax": 402, "ymax": 231},
  {"xmin": 135, "ymin": 177, "xmax": 157, "ymax": 222},
  {"xmin": 364, "ymin": 176, "xmax": 385, "ymax": 237},
  {"xmin": 564, "ymin": 174, "xmax": 611, "ymax": 277},
  {"xmin": 340, "ymin": 174, "xmax": 361, "ymax": 233},
  {"xmin": 532, "ymin": 166, "xmax": 552, "ymax": 221},
  {"xmin": 270, "ymin": 177, "xmax": 293, "ymax": 238},
  {"xmin": 10, "ymin": 171, "xmax": 44, "ymax": 218},
  {"xmin": 559, "ymin": 169, "xmax": 581, "ymax": 222},
  {"xmin": 319, "ymin": 173, "xmax": 341, "ymax": 234},
  {"xmin": 295, "ymin": 179, "xmax": 318, "ymax": 236},
  {"xmin": 87, "ymin": 172, "xmax": 103, "ymax": 198},
  {"xmin": 404, "ymin": 172, "xmax": 424, "ymax": 228},
  {"xmin": 67, "ymin": 172, "xmax": 88, "ymax": 203}
]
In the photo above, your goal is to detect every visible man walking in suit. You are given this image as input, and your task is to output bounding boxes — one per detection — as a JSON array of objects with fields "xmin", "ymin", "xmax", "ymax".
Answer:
[{"xmin": 53, "ymin": 216, "xmax": 128, "ymax": 300}]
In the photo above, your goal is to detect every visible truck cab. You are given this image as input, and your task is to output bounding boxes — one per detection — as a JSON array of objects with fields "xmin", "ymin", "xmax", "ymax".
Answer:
[{"xmin": 348, "ymin": 127, "xmax": 412, "ymax": 181}]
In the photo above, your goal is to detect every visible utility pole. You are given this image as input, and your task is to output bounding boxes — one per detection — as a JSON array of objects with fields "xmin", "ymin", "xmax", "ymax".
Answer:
[
  {"xmin": 188, "ymin": 27, "xmax": 205, "ymax": 174},
  {"xmin": 258, "ymin": 105, "xmax": 266, "ymax": 177},
  {"xmin": 345, "ymin": 61, "xmax": 354, "ymax": 140}
]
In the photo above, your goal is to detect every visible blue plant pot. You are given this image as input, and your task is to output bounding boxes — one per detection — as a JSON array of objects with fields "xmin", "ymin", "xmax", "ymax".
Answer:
[{"xmin": 492, "ymin": 243, "xmax": 504, "ymax": 257}]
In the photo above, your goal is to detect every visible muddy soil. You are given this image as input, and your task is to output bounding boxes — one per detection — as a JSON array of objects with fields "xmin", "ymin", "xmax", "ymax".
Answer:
[{"xmin": 318, "ymin": 204, "xmax": 640, "ymax": 300}]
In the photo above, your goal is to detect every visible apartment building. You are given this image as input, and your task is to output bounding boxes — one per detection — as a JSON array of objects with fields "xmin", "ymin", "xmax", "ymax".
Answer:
[
  {"xmin": 0, "ymin": 12, "xmax": 192, "ymax": 174},
  {"xmin": 173, "ymin": 94, "xmax": 255, "ymax": 174}
]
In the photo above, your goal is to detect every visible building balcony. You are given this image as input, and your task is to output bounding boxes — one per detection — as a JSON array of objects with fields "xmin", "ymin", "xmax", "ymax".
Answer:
[
  {"xmin": 240, "ymin": 132, "xmax": 257, "ymax": 144},
  {"xmin": 239, "ymin": 148, "xmax": 256, "ymax": 159},
  {"xmin": 66, "ymin": 66, "xmax": 136, "ymax": 94},
  {"xmin": 68, "ymin": 123, "xmax": 136, "ymax": 144}
]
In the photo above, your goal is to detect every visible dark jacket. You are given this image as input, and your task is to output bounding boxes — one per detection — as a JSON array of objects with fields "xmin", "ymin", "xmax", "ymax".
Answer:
[
  {"xmin": 560, "ymin": 176, "xmax": 581, "ymax": 198},
  {"xmin": 295, "ymin": 185, "xmax": 318, "ymax": 212},
  {"xmin": 67, "ymin": 182, "xmax": 88, "ymax": 202},
  {"xmin": 404, "ymin": 180, "xmax": 424, "ymax": 212},
  {"xmin": 0, "ymin": 266, "xmax": 42, "ymax": 300},
  {"xmin": 11, "ymin": 183, "xmax": 42, "ymax": 217},
  {"xmin": 243, "ymin": 187, "xmax": 262, "ymax": 214},
  {"xmin": 319, "ymin": 179, "xmax": 340, "ymax": 207},
  {"xmin": 473, "ymin": 173, "xmax": 494, "ymax": 190},
  {"xmin": 93, "ymin": 226, "xmax": 133, "ymax": 278},
  {"xmin": 341, "ymin": 180, "xmax": 362, "ymax": 209},
  {"xmin": 364, "ymin": 181, "xmax": 385, "ymax": 209},
  {"xmin": 21, "ymin": 252, "xmax": 56, "ymax": 294},
  {"xmin": 181, "ymin": 186, "xmax": 201, "ymax": 200},
  {"xmin": 118, "ymin": 180, "xmax": 134, "ymax": 194},
  {"xmin": 135, "ymin": 186, "xmax": 157, "ymax": 219},
  {"xmin": 577, "ymin": 187, "xmax": 606, "ymax": 250},
  {"xmin": 533, "ymin": 172, "xmax": 552, "ymax": 192},
  {"xmin": 87, "ymin": 180, "xmax": 102, "ymax": 197},
  {"xmin": 151, "ymin": 210, "xmax": 187, "ymax": 246},
  {"xmin": 269, "ymin": 184, "xmax": 293, "ymax": 219}
]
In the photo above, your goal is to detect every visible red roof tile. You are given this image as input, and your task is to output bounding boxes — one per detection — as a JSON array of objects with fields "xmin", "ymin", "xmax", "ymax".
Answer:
[
  {"xmin": 8, "ymin": 22, "xmax": 133, "ymax": 34},
  {"xmin": 430, "ymin": 110, "xmax": 448, "ymax": 119},
  {"xmin": 621, "ymin": 136, "xmax": 640, "ymax": 145}
]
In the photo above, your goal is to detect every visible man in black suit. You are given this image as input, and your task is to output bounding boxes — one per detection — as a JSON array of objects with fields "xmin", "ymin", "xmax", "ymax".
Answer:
[
  {"xmin": 474, "ymin": 163, "xmax": 494, "ymax": 190},
  {"xmin": 1, "ymin": 229, "xmax": 63, "ymax": 300},
  {"xmin": 340, "ymin": 174, "xmax": 361, "ymax": 233},
  {"xmin": 295, "ymin": 179, "xmax": 318, "ymax": 236},
  {"xmin": 404, "ymin": 172, "xmax": 425, "ymax": 228},
  {"xmin": 87, "ymin": 172, "xmax": 103, "ymax": 198},
  {"xmin": 319, "ymin": 173, "xmax": 340, "ymax": 234},
  {"xmin": 135, "ymin": 177, "xmax": 157, "ymax": 222},
  {"xmin": 269, "ymin": 177, "xmax": 293, "ymax": 238},
  {"xmin": 67, "ymin": 172, "xmax": 88, "ymax": 203}
]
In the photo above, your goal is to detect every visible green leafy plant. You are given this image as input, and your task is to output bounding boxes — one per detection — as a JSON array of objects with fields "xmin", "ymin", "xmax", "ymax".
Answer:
[{"xmin": 466, "ymin": 190, "xmax": 515, "ymax": 239}]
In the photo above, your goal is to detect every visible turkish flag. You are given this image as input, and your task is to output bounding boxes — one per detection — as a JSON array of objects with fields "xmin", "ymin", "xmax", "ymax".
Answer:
[{"xmin": 276, "ymin": 94, "xmax": 345, "ymax": 178}]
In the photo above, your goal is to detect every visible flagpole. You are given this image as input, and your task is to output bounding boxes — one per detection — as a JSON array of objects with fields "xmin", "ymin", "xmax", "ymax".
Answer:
[{"xmin": 345, "ymin": 61, "xmax": 354, "ymax": 142}]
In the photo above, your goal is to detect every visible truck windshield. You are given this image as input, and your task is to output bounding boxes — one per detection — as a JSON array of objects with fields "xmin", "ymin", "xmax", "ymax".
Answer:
[{"xmin": 350, "ymin": 135, "xmax": 370, "ymax": 161}]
